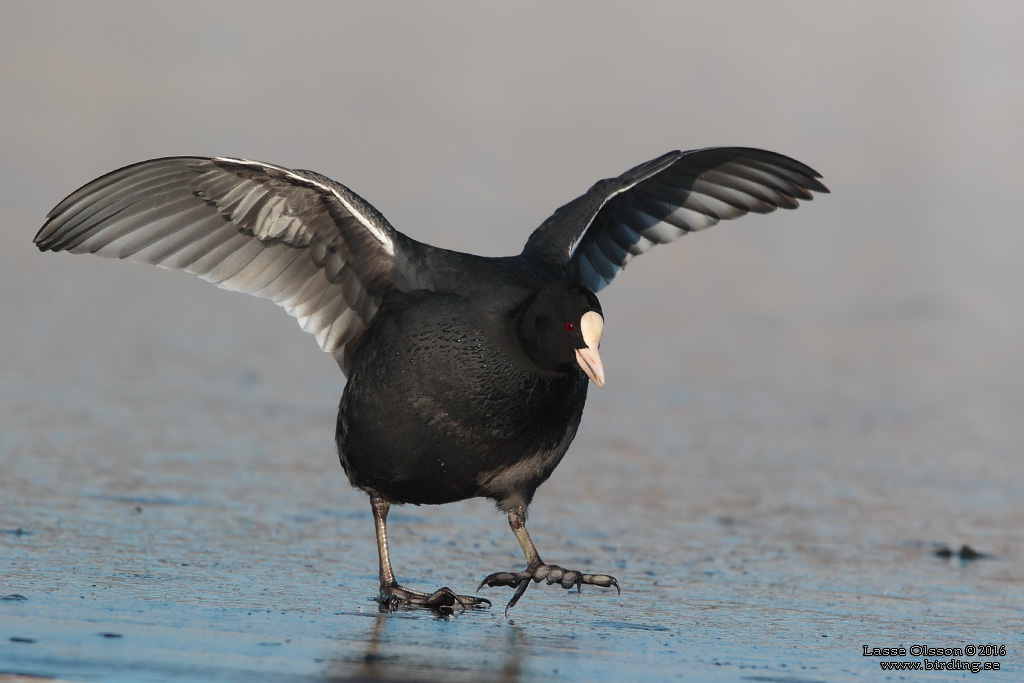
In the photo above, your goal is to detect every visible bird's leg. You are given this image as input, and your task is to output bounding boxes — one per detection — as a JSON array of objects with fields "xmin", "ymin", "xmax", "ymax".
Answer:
[
  {"xmin": 370, "ymin": 494, "xmax": 490, "ymax": 613},
  {"xmin": 478, "ymin": 505, "xmax": 620, "ymax": 614}
]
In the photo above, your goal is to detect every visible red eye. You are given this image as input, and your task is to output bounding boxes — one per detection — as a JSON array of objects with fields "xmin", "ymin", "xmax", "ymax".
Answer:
[{"xmin": 565, "ymin": 322, "xmax": 575, "ymax": 331}]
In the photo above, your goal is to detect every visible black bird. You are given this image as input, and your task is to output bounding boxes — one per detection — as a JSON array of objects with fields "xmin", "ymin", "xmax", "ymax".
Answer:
[{"xmin": 35, "ymin": 148, "xmax": 827, "ymax": 613}]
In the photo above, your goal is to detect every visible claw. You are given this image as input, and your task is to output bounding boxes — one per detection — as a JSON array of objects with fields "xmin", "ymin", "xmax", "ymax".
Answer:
[
  {"xmin": 582, "ymin": 573, "xmax": 621, "ymax": 595},
  {"xmin": 478, "ymin": 572, "xmax": 515, "ymax": 591},
  {"xmin": 504, "ymin": 577, "xmax": 532, "ymax": 616}
]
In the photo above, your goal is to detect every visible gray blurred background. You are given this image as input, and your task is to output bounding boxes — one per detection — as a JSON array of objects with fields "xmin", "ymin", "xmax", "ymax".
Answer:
[{"xmin": 2, "ymin": 2, "xmax": 1021, "ymax": 681}]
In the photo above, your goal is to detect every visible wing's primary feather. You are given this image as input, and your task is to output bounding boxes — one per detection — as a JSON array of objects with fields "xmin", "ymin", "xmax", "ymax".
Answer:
[
  {"xmin": 521, "ymin": 147, "xmax": 829, "ymax": 292},
  {"xmin": 35, "ymin": 156, "xmax": 403, "ymax": 374}
]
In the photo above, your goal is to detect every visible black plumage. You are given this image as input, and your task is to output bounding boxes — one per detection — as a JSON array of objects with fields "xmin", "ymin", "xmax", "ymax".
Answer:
[{"xmin": 35, "ymin": 147, "xmax": 827, "ymax": 613}]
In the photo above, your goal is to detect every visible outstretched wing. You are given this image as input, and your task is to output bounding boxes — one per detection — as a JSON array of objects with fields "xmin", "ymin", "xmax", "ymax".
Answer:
[
  {"xmin": 35, "ymin": 156, "xmax": 402, "ymax": 374},
  {"xmin": 521, "ymin": 147, "xmax": 829, "ymax": 292}
]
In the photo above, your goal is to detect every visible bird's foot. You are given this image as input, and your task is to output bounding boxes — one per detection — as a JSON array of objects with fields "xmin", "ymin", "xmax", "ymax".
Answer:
[
  {"xmin": 377, "ymin": 583, "xmax": 491, "ymax": 614},
  {"xmin": 478, "ymin": 563, "xmax": 620, "ymax": 614}
]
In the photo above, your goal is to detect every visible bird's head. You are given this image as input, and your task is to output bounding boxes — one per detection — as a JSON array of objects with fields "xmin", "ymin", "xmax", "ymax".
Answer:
[{"xmin": 515, "ymin": 282, "xmax": 605, "ymax": 387}]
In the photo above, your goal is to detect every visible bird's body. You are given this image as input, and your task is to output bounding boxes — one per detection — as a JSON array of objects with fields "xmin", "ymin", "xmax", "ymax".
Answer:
[
  {"xmin": 35, "ymin": 147, "xmax": 827, "ymax": 613},
  {"xmin": 338, "ymin": 281, "xmax": 589, "ymax": 510}
]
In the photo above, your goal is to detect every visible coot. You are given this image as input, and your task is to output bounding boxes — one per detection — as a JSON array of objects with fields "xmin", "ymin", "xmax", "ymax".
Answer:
[{"xmin": 35, "ymin": 148, "xmax": 827, "ymax": 613}]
